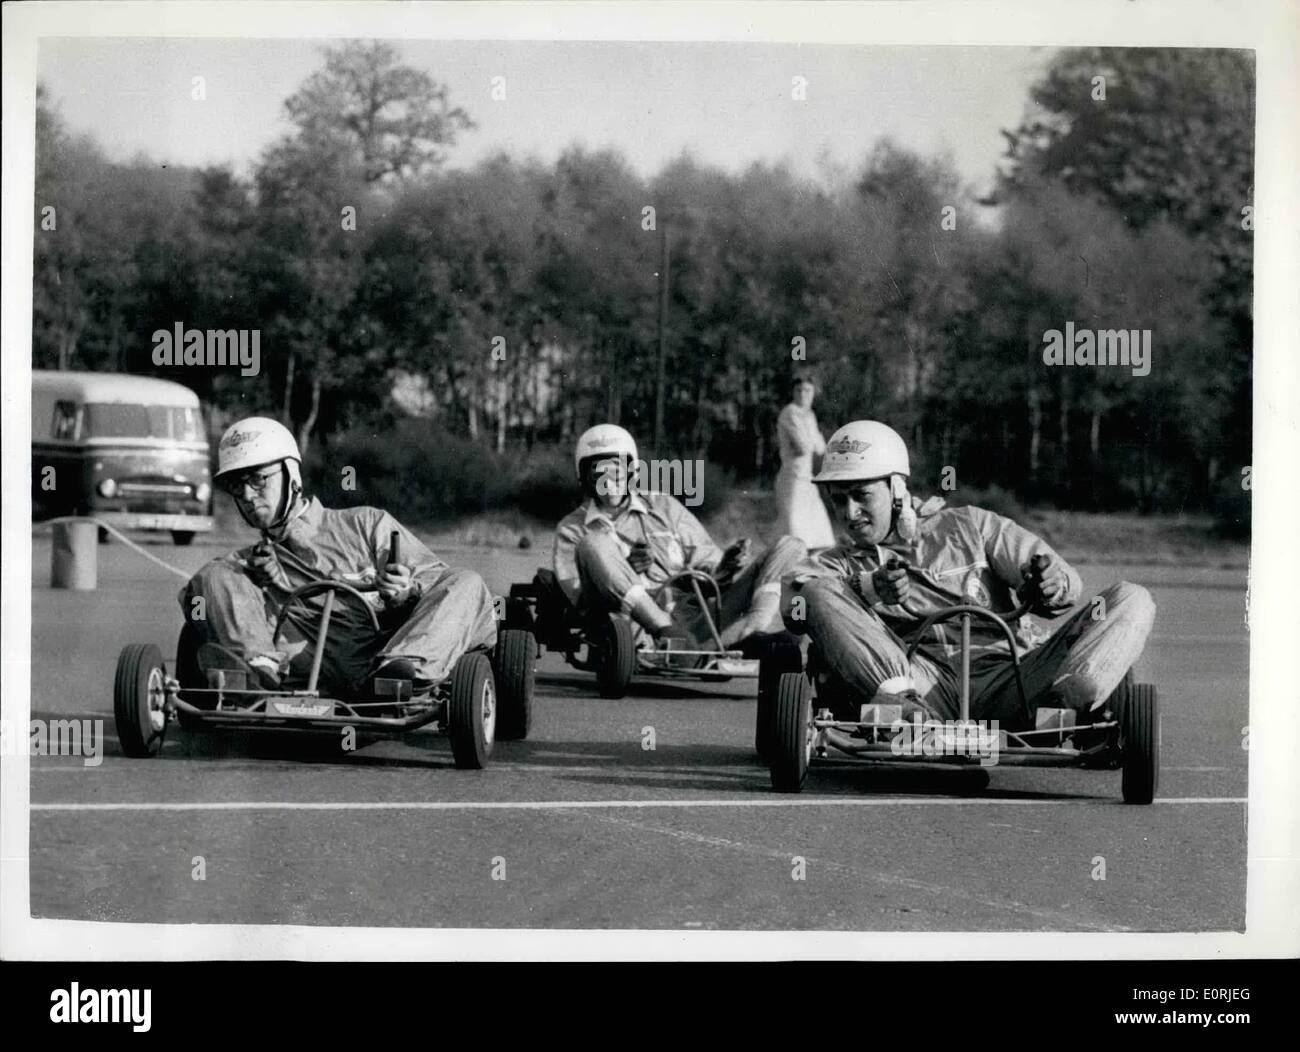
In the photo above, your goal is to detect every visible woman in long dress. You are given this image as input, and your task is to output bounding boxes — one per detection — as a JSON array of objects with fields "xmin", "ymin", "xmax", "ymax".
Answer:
[{"xmin": 774, "ymin": 376, "xmax": 837, "ymax": 550}]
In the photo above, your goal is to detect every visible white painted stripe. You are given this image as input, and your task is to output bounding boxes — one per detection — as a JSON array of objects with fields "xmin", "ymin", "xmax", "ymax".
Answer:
[{"xmin": 29, "ymin": 796, "xmax": 1247, "ymax": 813}]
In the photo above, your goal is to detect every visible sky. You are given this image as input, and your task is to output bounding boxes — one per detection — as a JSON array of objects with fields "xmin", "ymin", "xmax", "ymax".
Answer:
[{"xmin": 38, "ymin": 38, "xmax": 1054, "ymax": 196}]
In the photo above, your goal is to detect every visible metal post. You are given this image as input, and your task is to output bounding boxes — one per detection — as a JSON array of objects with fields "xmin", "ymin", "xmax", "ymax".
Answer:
[
  {"xmin": 51, "ymin": 520, "xmax": 98, "ymax": 590},
  {"xmin": 687, "ymin": 575, "xmax": 726, "ymax": 654},
  {"xmin": 306, "ymin": 590, "xmax": 335, "ymax": 694},
  {"xmin": 960, "ymin": 612, "xmax": 971, "ymax": 722}
]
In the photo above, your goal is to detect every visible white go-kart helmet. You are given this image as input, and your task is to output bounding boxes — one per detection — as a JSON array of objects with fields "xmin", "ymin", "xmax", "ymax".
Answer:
[
  {"xmin": 215, "ymin": 417, "xmax": 304, "ymax": 531},
  {"xmin": 574, "ymin": 424, "xmax": 638, "ymax": 478},
  {"xmin": 812, "ymin": 420, "xmax": 910, "ymax": 484},
  {"xmin": 215, "ymin": 416, "xmax": 302, "ymax": 480}
]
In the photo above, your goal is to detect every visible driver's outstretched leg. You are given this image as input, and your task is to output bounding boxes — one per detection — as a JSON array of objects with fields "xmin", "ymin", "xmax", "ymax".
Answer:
[
  {"xmin": 972, "ymin": 580, "xmax": 1156, "ymax": 723},
  {"xmin": 572, "ymin": 529, "xmax": 685, "ymax": 639},
  {"xmin": 179, "ymin": 559, "xmax": 287, "ymax": 686},
  {"xmin": 709, "ymin": 534, "xmax": 807, "ymax": 648},
  {"xmin": 797, "ymin": 576, "xmax": 955, "ymax": 718},
  {"xmin": 375, "ymin": 567, "xmax": 498, "ymax": 689}
]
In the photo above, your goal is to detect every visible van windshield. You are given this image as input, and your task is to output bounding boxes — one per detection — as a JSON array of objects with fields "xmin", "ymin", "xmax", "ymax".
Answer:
[{"xmin": 81, "ymin": 403, "xmax": 204, "ymax": 442}]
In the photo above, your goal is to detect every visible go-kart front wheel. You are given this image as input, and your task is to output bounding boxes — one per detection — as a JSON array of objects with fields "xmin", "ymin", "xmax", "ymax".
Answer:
[
  {"xmin": 493, "ymin": 627, "xmax": 536, "ymax": 741},
  {"xmin": 114, "ymin": 643, "xmax": 168, "ymax": 758},
  {"xmin": 594, "ymin": 614, "xmax": 636, "ymax": 699},
  {"xmin": 1121, "ymin": 683, "xmax": 1159, "ymax": 804},
  {"xmin": 770, "ymin": 671, "xmax": 813, "ymax": 793},
  {"xmin": 447, "ymin": 651, "xmax": 497, "ymax": 769},
  {"xmin": 756, "ymin": 633, "xmax": 803, "ymax": 761}
]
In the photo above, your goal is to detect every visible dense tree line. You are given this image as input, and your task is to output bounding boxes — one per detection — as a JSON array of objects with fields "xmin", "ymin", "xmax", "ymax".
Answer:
[{"xmin": 32, "ymin": 45, "xmax": 1252, "ymax": 514}]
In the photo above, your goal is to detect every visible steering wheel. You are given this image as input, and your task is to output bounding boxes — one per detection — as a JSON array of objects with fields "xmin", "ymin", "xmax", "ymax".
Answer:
[
  {"xmin": 904, "ymin": 600, "xmax": 1036, "ymax": 716},
  {"xmin": 272, "ymin": 579, "xmax": 381, "ymax": 644}
]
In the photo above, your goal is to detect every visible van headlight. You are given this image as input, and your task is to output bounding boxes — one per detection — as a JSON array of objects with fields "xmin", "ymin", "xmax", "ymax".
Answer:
[
  {"xmin": 194, "ymin": 482, "xmax": 211, "ymax": 503},
  {"xmin": 97, "ymin": 479, "xmax": 117, "ymax": 498}
]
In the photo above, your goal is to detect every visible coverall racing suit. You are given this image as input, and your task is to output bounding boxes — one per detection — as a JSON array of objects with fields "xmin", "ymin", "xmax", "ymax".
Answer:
[
  {"xmin": 783, "ymin": 504, "xmax": 1156, "ymax": 724},
  {"xmin": 179, "ymin": 497, "xmax": 498, "ymax": 694},
  {"xmin": 553, "ymin": 490, "xmax": 807, "ymax": 646}
]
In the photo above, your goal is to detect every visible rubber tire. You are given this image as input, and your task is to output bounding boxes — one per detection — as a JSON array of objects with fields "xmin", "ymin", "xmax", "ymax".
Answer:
[
  {"xmin": 770, "ymin": 671, "xmax": 813, "ymax": 793},
  {"xmin": 1108, "ymin": 669, "xmax": 1135, "ymax": 713},
  {"xmin": 594, "ymin": 614, "xmax": 636, "ymax": 699},
  {"xmin": 114, "ymin": 643, "xmax": 166, "ymax": 758},
  {"xmin": 756, "ymin": 634, "xmax": 803, "ymax": 760},
  {"xmin": 447, "ymin": 651, "xmax": 496, "ymax": 770},
  {"xmin": 1120, "ymin": 683, "xmax": 1158, "ymax": 804},
  {"xmin": 171, "ymin": 531, "xmax": 196, "ymax": 546},
  {"xmin": 493, "ymin": 628, "xmax": 536, "ymax": 741}
]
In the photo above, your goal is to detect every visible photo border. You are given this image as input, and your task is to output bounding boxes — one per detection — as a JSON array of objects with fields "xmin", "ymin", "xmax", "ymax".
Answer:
[{"xmin": 3, "ymin": 0, "xmax": 1296, "ymax": 961}]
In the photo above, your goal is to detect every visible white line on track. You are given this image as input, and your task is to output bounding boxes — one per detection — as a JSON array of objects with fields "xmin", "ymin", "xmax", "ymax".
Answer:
[
  {"xmin": 30, "ymin": 796, "xmax": 1246, "ymax": 813},
  {"xmin": 577, "ymin": 810, "xmax": 1132, "ymax": 931}
]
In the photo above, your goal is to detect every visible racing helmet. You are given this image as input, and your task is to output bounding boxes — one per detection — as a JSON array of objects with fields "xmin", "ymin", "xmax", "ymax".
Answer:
[
  {"xmin": 812, "ymin": 420, "xmax": 910, "ymax": 484},
  {"xmin": 215, "ymin": 417, "xmax": 302, "ymax": 480},
  {"xmin": 214, "ymin": 417, "xmax": 304, "ymax": 532},
  {"xmin": 574, "ymin": 424, "xmax": 638, "ymax": 478}
]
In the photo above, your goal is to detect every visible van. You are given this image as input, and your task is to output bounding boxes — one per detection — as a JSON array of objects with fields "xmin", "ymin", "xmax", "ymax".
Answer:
[{"xmin": 32, "ymin": 370, "xmax": 215, "ymax": 545}]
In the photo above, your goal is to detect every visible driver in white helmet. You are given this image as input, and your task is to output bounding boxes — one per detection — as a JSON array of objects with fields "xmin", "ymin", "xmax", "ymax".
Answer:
[
  {"xmin": 782, "ymin": 420, "xmax": 1156, "ymax": 725},
  {"xmin": 179, "ymin": 417, "xmax": 498, "ymax": 694},
  {"xmin": 552, "ymin": 424, "xmax": 807, "ymax": 655}
]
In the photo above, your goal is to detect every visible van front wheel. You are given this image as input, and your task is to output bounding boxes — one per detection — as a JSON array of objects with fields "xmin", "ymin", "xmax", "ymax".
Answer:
[{"xmin": 172, "ymin": 531, "xmax": 196, "ymax": 546}]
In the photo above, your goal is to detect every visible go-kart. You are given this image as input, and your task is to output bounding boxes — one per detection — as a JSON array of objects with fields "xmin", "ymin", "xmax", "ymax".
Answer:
[
  {"xmin": 114, "ymin": 577, "xmax": 538, "ymax": 768},
  {"xmin": 504, "ymin": 568, "xmax": 759, "ymax": 699},
  {"xmin": 757, "ymin": 598, "xmax": 1159, "ymax": 803}
]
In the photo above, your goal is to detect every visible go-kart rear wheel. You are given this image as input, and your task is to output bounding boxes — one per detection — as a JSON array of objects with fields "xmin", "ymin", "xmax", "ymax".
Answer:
[
  {"xmin": 756, "ymin": 633, "xmax": 803, "ymax": 761},
  {"xmin": 1121, "ymin": 683, "xmax": 1159, "ymax": 804},
  {"xmin": 447, "ymin": 651, "xmax": 496, "ymax": 769},
  {"xmin": 493, "ymin": 628, "xmax": 536, "ymax": 741},
  {"xmin": 114, "ymin": 643, "xmax": 167, "ymax": 758},
  {"xmin": 594, "ymin": 614, "xmax": 636, "ymax": 699},
  {"xmin": 770, "ymin": 671, "xmax": 813, "ymax": 793}
]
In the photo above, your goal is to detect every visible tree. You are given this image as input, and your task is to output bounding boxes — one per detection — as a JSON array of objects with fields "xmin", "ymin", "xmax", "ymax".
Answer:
[
  {"xmin": 998, "ymin": 47, "xmax": 1254, "ymax": 471},
  {"xmin": 33, "ymin": 84, "xmax": 102, "ymax": 370},
  {"xmin": 283, "ymin": 41, "xmax": 474, "ymax": 184},
  {"xmin": 253, "ymin": 42, "xmax": 474, "ymax": 453}
]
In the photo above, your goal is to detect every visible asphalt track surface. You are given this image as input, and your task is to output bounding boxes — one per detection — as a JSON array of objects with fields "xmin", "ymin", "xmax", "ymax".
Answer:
[{"xmin": 26, "ymin": 531, "xmax": 1248, "ymax": 932}]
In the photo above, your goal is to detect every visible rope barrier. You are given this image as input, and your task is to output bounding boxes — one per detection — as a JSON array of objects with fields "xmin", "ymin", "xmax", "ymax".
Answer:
[{"xmin": 32, "ymin": 516, "xmax": 193, "ymax": 581}]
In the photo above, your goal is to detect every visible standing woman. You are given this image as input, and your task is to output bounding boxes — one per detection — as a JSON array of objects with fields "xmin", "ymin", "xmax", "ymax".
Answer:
[{"xmin": 774, "ymin": 375, "xmax": 836, "ymax": 550}]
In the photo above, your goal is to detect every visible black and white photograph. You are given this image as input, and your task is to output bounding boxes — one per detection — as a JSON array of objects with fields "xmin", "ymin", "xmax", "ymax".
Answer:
[{"xmin": 2, "ymin": 0, "xmax": 1297, "ymax": 982}]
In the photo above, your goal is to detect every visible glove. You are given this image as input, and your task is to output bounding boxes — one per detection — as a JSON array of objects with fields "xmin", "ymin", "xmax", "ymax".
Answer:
[
  {"xmin": 628, "ymin": 542, "xmax": 654, "ymax": 574},
  {"xmin": 868, "ymin": 559, "xmax": 910, "ymax": 605},
  {"xmin": 244, "ymin": 541, "xmax": 286, "ymax": 590},
  {"xmin": 715, "ymin": 538, "xmax": 753, "ymax": 586},
  {"xmin": 378, "ymin": 562, "xmax": 417, "ymax": 607},
  {"xmin": 1021, "ymin": 553, "xmax": 1069, "ymax": 611}
]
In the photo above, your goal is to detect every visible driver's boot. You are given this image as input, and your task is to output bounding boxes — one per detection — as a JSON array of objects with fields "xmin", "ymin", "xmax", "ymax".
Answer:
[
  {"xmin": 625, "ymin": 593, "xmax": 701, "ymax": 668},
  {"xmin": 197, "ymin": 643, "xmax": 283, "ymax": 692},
  {"xmin": 367, "ymin": 655, "xmax": 434, "ymax": 701}
]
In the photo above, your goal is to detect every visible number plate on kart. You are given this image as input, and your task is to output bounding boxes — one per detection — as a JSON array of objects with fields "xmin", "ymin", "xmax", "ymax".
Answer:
[{"xmin": 269, "ymin": 700, "xmax": 335, "ymax": 718}]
